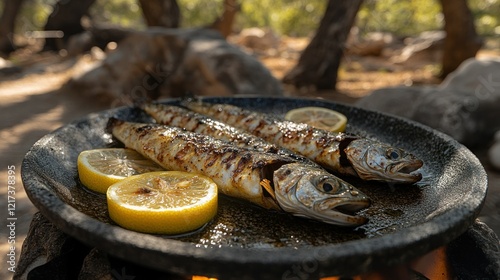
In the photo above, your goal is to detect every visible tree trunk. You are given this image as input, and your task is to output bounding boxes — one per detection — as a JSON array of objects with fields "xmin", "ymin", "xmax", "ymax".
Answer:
[
  {"xmin": 209, "ymin": 0, "xmax": 239, "ymax": 38},
  {"xmin": 0, "ymin": 0, "xmax": 25, "ymax": 55},
  {"xmin": 138, "ymin": 0, "xmax": 180, "ymax": 28},
  {"xmin": 439, "ymin": 0, "xmax": 482, "ymax": 78},
  {"xmin": 283, "ymin": 0, "xmax": 363, "ymax": 91},
  {"xmin": 43, "ymin": 0, "xmax": 97, "ymax": 51}
]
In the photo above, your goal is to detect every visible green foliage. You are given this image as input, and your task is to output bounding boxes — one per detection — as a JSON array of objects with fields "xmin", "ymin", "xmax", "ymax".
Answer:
[
  {"xmin": 469, "ymin": 0, "xmax": 500, "ymax": 36},
  {"xmin": 176, "ymin": 0, "xmax": 325, "ymax": 36},
  {"xmin": 9, "ymin": 0, "xmax": 146, "ymax": 33},
  {"xmin": 178, "ymin": 0, "xmax": 499, "ymax": 37},
  {"xmin": 15, "ymin": 0, "xmax": 56, "ymax": 33},
  {"xmin": 237, "ymin": 0, "xmax": 326, "ymax": 36},
  {"xmin": 357, "ymin": 0, "xmax": 442, "ymax": 36},
  {"xmin": 90, "ymin": 0, "xmax": 145, "ymax": 29},
  {"xmin": 5, "ymin": 0, "xmax": 500, "ymax": 37},
  {"xmin": 357, "ymin": 0, "xmax": 500, "ymax": 37},
  {"xmin": 178, "ymin": 0, "xmax": 224, "ymax": 27}
]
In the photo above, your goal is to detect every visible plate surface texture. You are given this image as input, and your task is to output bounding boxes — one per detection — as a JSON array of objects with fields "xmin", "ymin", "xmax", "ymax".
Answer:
[{"xmin": 21, "ymin": 96, "xmax": 488, "ymax": 278}]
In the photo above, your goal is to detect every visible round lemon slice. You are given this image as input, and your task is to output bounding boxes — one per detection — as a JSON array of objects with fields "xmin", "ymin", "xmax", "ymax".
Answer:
[
  {"xmin": 285, "ymin": 106, "xmax": 348, "ymax": 132},
  {"xmin": 106, "ymin": 171, "xmax": 218, "ymax": 235},
  {"xmin": 77, "ymin": 148, "xmax": 164, "ymax": 194}
]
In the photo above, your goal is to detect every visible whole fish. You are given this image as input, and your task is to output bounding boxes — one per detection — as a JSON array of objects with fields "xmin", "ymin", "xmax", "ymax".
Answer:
[
  {"xmin": 182, "ymin": 100, "xmax": 423, "ymax": 184},
  {"xmin": 108, "ymin": 118, "xmax": 370, "ymax": 226},
  {"xmin": 141, "ymin": 103, "xmax": 319, "ymax": 167}
]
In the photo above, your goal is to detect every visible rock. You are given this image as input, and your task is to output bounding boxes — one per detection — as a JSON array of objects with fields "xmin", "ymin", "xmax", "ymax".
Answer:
[
  {"xmin": 78, "ymin": 249, "xmax": 113, "ymax": 280},
  {"xmin": 15, "ymin": 212, "xmax": 93, "ymax": 279},
  {"xmin": 347, "ymin": 32, "xmax": 399, "ymax": 57},
  {"xmin": 356, "ymin": 58, "xmax": 500, "ymax": 147},
  {"xmin": 440, "ymin": 57, "xmax": 500, "ymax": 92},
  {"xmin": 167, "ymin": 28, "xmax": 282, "ymax": 98},
  {"xmin": 489, "ymin": 142, "xmax": 500, "ymax": 170},
  {"xmin": 66, "ymin": 31, "xmax": 94, "ymax": 56},
  {"xmin": 495, "ymin": 130, "xmax": 500, "ymax": 142},
  {"xmin": 355, "ymin": 86, "xmax": 432, "ymax": 119},
  {"xmin": 68, "ymin": 27, "xmax": 283, "ymax": 104},
  {"xmin": 403, "ymin": 30, "xmax": 446, "ymax": 46},
  {"xmin": 489, "ymin": 131, "xmax": 500, "ymax": 171},
  {"xmin": 66, "ymin": 25, "xmax": 135, "ymax": 57},
  {"xmin": 15, "ymin": 212, "xmax": 190, "ymax": 279},
  {"xmin": 0, "ymin": 57, "xmax": 22, "ymax": 75},
  {"xmin": 392, "ymin": 31, "xmax": 445, "ymax": 66},
  {"xmin": 15, "ymin": 213, "xmax": 500, "ymax": 279},
  {"xmin": 236, "ymin": 27, "xmax": 280, "ymax": 52},
  {"xmin": 447, "ymin": 220, "xmax": 500, "ymax": 279},
  {"xmin": 347, "ymin": 38, "xmax": 385, "ymax": 57},
  {"xmin": 0, "ymin": 56, "xmax": 12, "ymax": 68},
  {"xmin": 490, "ymin": 130, "xmax": 500, "ymax": 170}
]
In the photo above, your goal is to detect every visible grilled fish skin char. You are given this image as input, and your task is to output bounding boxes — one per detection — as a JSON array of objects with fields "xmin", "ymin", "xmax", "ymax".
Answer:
[
  {"xmin": 182, "ymin": 100, "xmax": 423, "ymax": 184},
  {"xmin": 141, "ymin": 103, "xmax": 319, "ymax": 167},
  {"xmin": 108, "ymin": 118, "xmax": 370, "ymax": 226}
]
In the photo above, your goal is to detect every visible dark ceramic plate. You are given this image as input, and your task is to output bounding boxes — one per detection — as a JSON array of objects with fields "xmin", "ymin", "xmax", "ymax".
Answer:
[{"xmin": 21, "ymin": 96, "xmax": 488, "ymax": 279}]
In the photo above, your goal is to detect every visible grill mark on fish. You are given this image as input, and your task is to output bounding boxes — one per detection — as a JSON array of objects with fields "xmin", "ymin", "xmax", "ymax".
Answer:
[
  {"xmin": 183, "ymin": 101, "xmax": 423, "ymax": 183},
  {"xmin": 108, "ymin": 118, "xmax": 371, "ymax": 226},
  {"xmin": 141, "ymin": 103, "xmax": 319, "ymax": 168},
  {"xmin": 223, "ymin": 151, "xmax": 239, "ymax": 169},
  {"xmin": 205, "ymin": 153, "xmax": 218, "ymax": 168},
  {"xmin": 109, "ymin": 118, "xmax": 289, "ymax": 209},
  {"xmin": 184, "ymin": 101, "xmax": 347, "ymax": 172},
  {"xmin": 234, "ymin": 153, "xmax": 251, "ymax": 178}
]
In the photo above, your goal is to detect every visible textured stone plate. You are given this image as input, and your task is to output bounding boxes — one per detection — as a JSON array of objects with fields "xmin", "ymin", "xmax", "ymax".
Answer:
[{"xmin": 21, "ymin": 96, "xmax": 488, "ymax": 279}]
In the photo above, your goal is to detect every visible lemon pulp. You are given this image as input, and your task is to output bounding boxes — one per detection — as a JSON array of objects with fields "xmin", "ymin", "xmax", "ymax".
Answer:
[
  {"xmin": 77, "ymin": 148, "xmax": 164, "ymax": 194},
  {"xmin": 284, "ymin": 106, "xmax": 347, "ymax": 132},
  {"xmin": 106, "ymin": 171, "xmax": 218, "ymax": 235}
]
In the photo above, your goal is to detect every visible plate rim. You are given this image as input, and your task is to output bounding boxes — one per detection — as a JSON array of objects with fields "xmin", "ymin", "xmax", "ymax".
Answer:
[{"xmin": 21, "ymin": 95, "xmax": 488, "ymax": 278}]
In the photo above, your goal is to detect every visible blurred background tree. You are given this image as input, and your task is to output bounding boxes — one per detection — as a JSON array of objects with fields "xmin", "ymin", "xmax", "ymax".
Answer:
[
  {"xmin": 0, "ymin": 0, "xmax": 498, "ymax": 83},
  {"xmin": 2, "ymin": 0, "xmax": 498, "ymax": 40},
  {"xmin": 282, "ymin": 0, "xmax": 363, "ymax": 90},
  {"xmin": 138, "ymin": 0, "xmax": 180, "ymax": 28}
]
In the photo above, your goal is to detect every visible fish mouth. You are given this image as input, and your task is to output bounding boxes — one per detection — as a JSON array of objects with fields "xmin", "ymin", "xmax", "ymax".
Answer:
[
  {"xmin": 387, "ymin": 159, "xmax": 424, "ymax": 183},
  {"xmin": 314, "ymin": 197, "xmax": 371, "ymax": 226}
]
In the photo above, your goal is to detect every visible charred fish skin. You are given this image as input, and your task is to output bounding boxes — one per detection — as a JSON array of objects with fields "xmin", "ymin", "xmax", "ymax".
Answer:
[
  {"xmin": 142, "ymin": 103, "xmax": 276, "ymax": 152},
  {"xmin": 182, "ymin": 101, "xmax": 423, "ymax": 184},
  {"xmin": 141, "ymin": 103, "xmax": 319, "ymax": 167},
  {"xmin": 108, "ymin": 118, "xmax": 370, "ymax": 226},
  {"xmin": 108, "ymin": 118, "xmax": 285, "ymax": 209}
]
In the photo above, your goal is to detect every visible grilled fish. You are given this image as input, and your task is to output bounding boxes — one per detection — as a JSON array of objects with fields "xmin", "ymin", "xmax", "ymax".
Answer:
[
  {"xmin": 183, "ymin": 100, "xmax": 423, "ymax": 184},
  {"xmin": 141, "ymin": 103, "xmax": 318, "ymax": 167},
  {"xmin": 108, "ymin": 118, "xmax": 370, "ymax": 226}
]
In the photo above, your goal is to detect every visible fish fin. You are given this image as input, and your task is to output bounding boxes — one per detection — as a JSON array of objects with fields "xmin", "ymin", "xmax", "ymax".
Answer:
[
  {"xmin": 179, "ymin": 93, "xmax": 203, "ymax": 109},
  {"xmin": 106, "ymin": 117, "xmax": 124, "ymax": 133},
  {"xmin": 260, "ymin": 179, "xmax": 276, "ymax": 200}
]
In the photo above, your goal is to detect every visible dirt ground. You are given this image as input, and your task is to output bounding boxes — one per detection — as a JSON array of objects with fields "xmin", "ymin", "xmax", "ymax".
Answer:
[{"xmin": 0, "ymin": 36, "xmax": 499, "ymax": 279}]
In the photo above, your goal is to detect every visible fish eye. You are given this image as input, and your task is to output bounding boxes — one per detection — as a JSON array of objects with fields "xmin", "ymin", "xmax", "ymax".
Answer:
[
  {"xmin": 317, "ymin": 179, "xmax": 339, "ymax": 193},
  {"xmin": 323, "ymin": 183, "xmax": 334, "ymax": 192},
  {"xmin": 387, "ymin": 150, "xmax": 400, "ymax": 160}
]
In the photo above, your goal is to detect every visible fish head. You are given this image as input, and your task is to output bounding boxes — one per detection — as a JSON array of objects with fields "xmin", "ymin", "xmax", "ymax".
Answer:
[
  {"xmin": 345, "ymin": 139, "xmax": 423, "ymax": 183},
  {"xmin": 273, "ymin": 163, "xmax": 370, "ymax": 226}
]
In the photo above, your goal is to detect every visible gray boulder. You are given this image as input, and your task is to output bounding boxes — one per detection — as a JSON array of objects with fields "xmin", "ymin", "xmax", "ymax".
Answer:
[
  {"xmin": 67, "ymin": 27, "xmax": 283, "ymax": 104},
  {"xmin": 15, "ymin": 212, "xmax": 112, "ymax": 280},
  {"xmin": 236, "ymin": 27, "xmax": 280, "ymax": 52},
  {"xmin": 392, "ymin": 31, "xmax": 445, "ymax": 66},
  {"xmin": 356, "ymin": 58, "xmax": 500, "ymax": 147},
  {"xmin": 489, "ymin": 131, "xmax": 500, "ymax": 170}
]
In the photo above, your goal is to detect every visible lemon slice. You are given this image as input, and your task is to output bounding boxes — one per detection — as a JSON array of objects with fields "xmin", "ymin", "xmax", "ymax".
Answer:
[
  {"xmin": 106, "ymin": 171, "xmax": 218, "ymax": 235},
  {"xmin": 77, "ymin": 148, "xmax": 164, "ymax": 194},
  {"xmin": 285, "ymin": 106, "xmax": 347, "ymax": 132}
]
